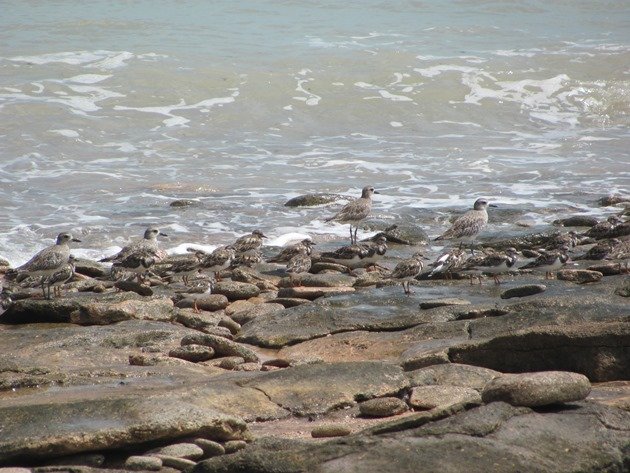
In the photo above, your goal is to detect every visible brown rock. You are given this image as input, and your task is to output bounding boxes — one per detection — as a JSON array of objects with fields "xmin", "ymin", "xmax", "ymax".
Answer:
[
  {"xmin": 409, "ymin": 385, "xmax": 482, "ymax": 410},
  {"xmin": 557, "ymin": 269, "xmax": 603, "ymax": 284},
  {"xmin": 359, "ymin": 397, "xmax": 408, "ymax": 417}
]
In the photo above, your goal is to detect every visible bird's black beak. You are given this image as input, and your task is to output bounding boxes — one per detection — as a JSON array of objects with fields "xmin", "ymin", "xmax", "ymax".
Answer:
[
  {"xmin": 159, "ymin": 232, "xmax": 168, "ymax": 237},
  {"xmin": 373, "ymin": 190, "xmax": 381, "ymax": 194},
  {"xmin": 72, "ymin": 238, "xmax": 82, "ymax": 242}
]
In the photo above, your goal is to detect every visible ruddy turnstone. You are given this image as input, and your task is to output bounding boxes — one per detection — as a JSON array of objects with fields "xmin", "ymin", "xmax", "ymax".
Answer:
[
  {"xmin": 267, "ymin": 239, "xmax": 316, "ymax": 263},
  {"xmin": 520, "ymin": 245, "xmax": 570, "ymax": 279},
  {"xmin": 584, "ymin": 215, "xmax": 623, "ymax": 239},
  {"xmin": 100, "ymin": 226, "xmax": 168, "ymax": 263},
  {"xmin": 111, "ymin": 253, "xmax": 158, "ymax": 282},
  {"xmin": 233, "ymin": 230, "xmax": 267, "ymax": 252},
  {"xmin": 232, "ymin": 249, "xmax": 263, "ymax": 268},
  {"xmin": 390, "ymin": 251, "xmax": 426, "ymax": 295},
  {"xmin": 285, "ymin": 248, "xmax": 312, "ymax": 287},
  {"xmin": 461, "ymin": 247, "xmax": 519, "ymax": 285},
  {"xmin": 320, "ymin": 236, "xmax": 387, "ymax": 270},
  {"xmin": 169, "ymin": 251, "xmax": 205, "ymax": 285},
  {"xmin": 12, "ymin": 232, "xmax": 81, "ymax": 295},
  {"xmin": 427, "ymin": 248, "xmax": 467, "ymax": 279},
  {"xmin": 325, "ymin": 186, "xmax": 379, "ymax": 244},
  {"xmin": 197, "ymin": 246, "xmax": 236, "ymax": 281},
  {"xmin": 435, "ymin": 198, "xmax": 495, "ymax": 253}
]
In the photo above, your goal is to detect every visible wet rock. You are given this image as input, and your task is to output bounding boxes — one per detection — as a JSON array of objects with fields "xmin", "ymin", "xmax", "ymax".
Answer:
[
  {"xmin": 129, "ymin": 353, "xmax": 164, "ymax": 366},
  {"xmin": 284, "ymin": 193, "xmax": 345, "ymax": 207},
  {"xmin": 419, "ymin": 298, "xmax": 471, "ymax": 310},
  {"xmin": 278, "ymin": 273, "xmax": 355, "ymax": 288},
  {"xmin": 242, "ymin": 361, "xmax": 408, "ymax": 416},
  {"xmin": 71, "ymin": 296, "xmax": 175, "ymax": 325},
  {"xmin": 553, "ymin": 215, "xmax": 599, "ymax": 227},
  {"xmin": 449, "ymin": 321, "xmax": 630, "ymax": 382},
  {"xmin": 44, "ymin": 452, "xmax": 106, "ymax": 467},
  {"xmin": 409, "ymin": 385, "xmax": 482, "ymax": 410},
  {"xmin": 125, "ymin": 455, "xmax": 163, "ymax": 471},
  {"xmin": 587, "ymin": 262, "xmax": 623, "ymax": 276},
  {"xmin": 218, "ymin": 316, "xmax": 240, "ymax": 334},
  {"xmin": 271, "ymin": 297, "xmax": 311, "ymax": 308},
  {"xmin": 153, "ymin": 454, "xmax": 197, "ymax": 470},
  {"xmin": 310, "ymin": 262, "xmax": 351, "ymax": 274},
  {"xmin": 614, "ymin": 278, "xmax": 630, "ymax": 297},
  {"xmin": 175, "ymin": 309, "xmax": 224, "ymax": 333},
  {"xmin": 169, "ymin": 344, "xmax": 215, "ymax": 362},
  {"xmin": 114, "ymin": 280, "xmax": 154, "ymax": 296},
  {"xmin": 557, "ymin": 269, "xmax": 603, "ymax": 284},
  {"xmin": 181, "ymin": 333, "xmax": 259, "ymax": 362},
  {"xmin": 170, "ymin": 199, "xmax": 197, "ymax": 207},
  {"xmin": 73, "ymin": 258, "xmax": 109, "ymax": 278},
  {"xmin": 359, "ymin": 397, "xmax": 408, "ymax": 417},
  {"xmin": 230, "ymin": 302, "xmax": 285, "ymax": 325},
  {"xmin": 1, "ymin": 297, "xmax": 85, "ymax": 324},
  {"xmin": 482, "ymin": 371, "xmax": 591, "ymax": 406},
  {"xmin": 212, "ymin": 281, "xmax": 260, "ymax": 301},
  {"xmin": 406, "ymin": 363, "xmax": 501, "ymax": 391},
  {"xmin": 150, "ymin": 442, "xmax": 204, "ymax": 460},
  {"xmin": 234, "ymin": 362, "xmax": 261, "ymax": 372},
  {"xmin": 223, "ymin": 440, "xmax": 248, "ymax": 454},
  {"xmin": 193, "ymin": 438, "xmax": 225, "ymax": 457},
  {"xmin": 500, "ymin": 284, "xmax": 546, "ymax": 299},
  {"xmin": 176, "ymin": 294, "xmax": 229, "ymax": 312},
  {"xmin": 311, "ymin": 424, "xmax": 352, "ymax": 438},
  {"xmin": 354, "ymin": 271, "xmax": 386, "ymax": 287},
  {"xmin": 362, "ymin": 222, "xmax": 430, "ymax": 246},
  {"xmin": 277, "ymin": 286, "xmax": 355, "ymax": 300},
  {"xmin": 598, "ymin": 194, "xmax": 630, "ymax": 206},
  {"xmin": 205, "ymin": 356, "xmax": 245, "ymax": 370}
]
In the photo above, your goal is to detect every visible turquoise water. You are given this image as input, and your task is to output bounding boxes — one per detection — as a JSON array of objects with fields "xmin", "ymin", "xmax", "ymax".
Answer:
[{"xmin": 0, "ymin": 1, "xmax": 628, "ymax": 264}]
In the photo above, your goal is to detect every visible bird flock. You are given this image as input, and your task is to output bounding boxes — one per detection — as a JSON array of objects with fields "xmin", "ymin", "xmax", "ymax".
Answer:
[{"xmin": 2, "ymin": 185, "xmax": 628, "ymax": 301}]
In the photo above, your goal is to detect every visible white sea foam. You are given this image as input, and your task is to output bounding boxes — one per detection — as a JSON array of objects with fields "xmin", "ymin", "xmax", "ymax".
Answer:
[{"xmin": 49, "ymin": 129, "xmax": 80, "ymax": 138}]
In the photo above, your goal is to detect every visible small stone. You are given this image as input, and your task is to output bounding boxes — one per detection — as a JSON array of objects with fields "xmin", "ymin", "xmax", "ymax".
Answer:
[
  {"xmin": 614, "ymin": 279, "xmax": 630, "ymax": 297},
  {"xmin": 500, "ymin": 284, "xmax": 546, "ymax": 299},
  {"xmin": 170, "ymin": 199, "xmax": 196, "ymax": 207},
  {"xmin": 128, "ymin": 354, "xmax": 162, "ymax": 366},
  {"xmin": 125, "ymin": 455, "xmax": 162, "ymax": 471},
  {"xmin": 359, "ymin": 397, "xmax": 408, "ymax": 418},
  {"xmin": 113, "ymin": 280, "xmax": 154, "ymax": 296},
  {"xmin": 277, "ymin": 286, "xmax": 355, "ymax": 300},
  {"xmin": 598, "ymin": 194, "xmax": 630, "ymax": 207},
  {"xmin": 0, "ymin": 469, "xmax": 32, "ymax": 473},
  {"xmin": 176, "ymin": 294, "xmax": 229, "ymax": 312},
  {"xmin": 218, "ymin": 316, "xmax": 241, "ymax": 334},
  {"xmin": 168, "ymin": 344, "xmax": 214, "ymax": 362},
  {"xmin": 587, "ymin": 263, "xmax": 622, "ymax": 276},
  {"xmin": 557, "ymin": 269, "xmax": 603, "ymax": 284},
  {"xmin": 223, "ymin": 440, "xmax": 247, "ymax": 454},
  {"xmin": 481, "ymin": 371, "xmax": 591, "ymax": 407},
  {"xmin": 284, "ymin": 193, "xmax": 345, "ymax": 207},
  {"xmin": 262, "ymin": 358, "xmax": 291, "ymax": 368},
  {"xmin": 151, "ymin": 442, "xmax": 204, "ymax": 460},
  {"xmin": 193, "ymin": 438, "xmax": 226, "ymax": 457},
  {"xmin": 225, "ymin": 300, "xmax": 254, "ymax": 316},
  {"xmin": 204, "ymin": 356, "xmax": 245, "ymax": 370},
  {"xmin": 553, "ymin": 216, "xmax": 599, "ymax": 227},
  {"xmin": 419, "ymin": 298, "xmax": 471, "ymax": 310},
  {"xmin": 234, "ymin": 362, "xmax": 261, "ymax": 371},
  {"xmin": 230, "ymin": 302, "xmax": 285, "ymax": 325},
  {"xmin": 271, "ymin": 297, "xmax": 313, "ymax": 308},
  {"xmin": 311, "ymin": 424, "xmax": 352, "ymax": 438},
  {"xmin": 213, "ymin": 281, "xmax": 261, "ymax": 301},
  {"xmin": 152, "ymin": 454, "xmax": 197, "ymax": 470},
  {"xmin": 310, "ymin": 262, "xmax": 351, "ymax": 274},
  {"xmin": 181, "ymin": 333, "xmax": 259, "ymax": 362},
  {"xmin": 408, "ymin": 385, "xmax": 482, "ymax": 410}
]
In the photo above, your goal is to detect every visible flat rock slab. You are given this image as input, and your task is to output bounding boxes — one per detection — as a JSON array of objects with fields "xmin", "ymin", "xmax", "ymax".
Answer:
[
  {"xmin": 419, "ymin": 298, "xmax": 471, "ymax": 310},
  {"xmin": 406, "ymin": 363, "xmax": 501, "ymax": 391},
  {"xmin": 192, "ymin": 402, "xmax": 630, "ymax": 473},
  {"xmin": 409, "ymin": 385, "xmax": 482, "ymax": 410},
  {"xmin": 359, "ymin": 397, "xmax": 408, "ymax": 417},
  {"xmin": 212, "ymin": 281, "xmax": 260, "ymax": 301},
  {"xmin": 241, "ymin": 361, "xmax": 409, "ymax": 416},
  {"xmin": 482, "ymin": 371, "xmax": 591, "ymax": 407},
  {"xmin": 71, "ymin": 297, "xmax": 175, "ymax": 325},
  {"xmin": 176, "ymin": 294, "xmax": 229, "ymax": 312},
  {"xmin": 181, "ymin": 333, "xmax": 259, "ymax": 362},
  {"xmin": 278, "ymin": 273, "xmax": 356, "ymax": 288},
  {"xmin": 500, "ymin": 284, "xmax": 546, "ymax": 299},
  {"xmin": 277, "ymin": 286, "xmax": 355, "ymax": 300}
]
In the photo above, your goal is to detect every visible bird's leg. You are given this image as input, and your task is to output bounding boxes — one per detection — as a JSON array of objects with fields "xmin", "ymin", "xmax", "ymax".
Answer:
[
  {"xmin": 193, "ymin": 299, "xmax": 200, "ymax": 314},
  {"xmin": 493, "ymin": 275, "xmax": 501, "ymax": 285},
  {"xmin": 469, "ymin": 275, "xmax": 474, "ymax": 286},
  {"xmin": 349, "ymin": 225, "xmax": 354, "ymax": 244},
  {"xmin": 353, "ymin": 227, "xmax": 359, "ymax": 244}
]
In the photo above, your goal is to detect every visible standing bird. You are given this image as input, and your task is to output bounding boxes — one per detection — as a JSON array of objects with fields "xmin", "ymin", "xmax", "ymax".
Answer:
[
  {"xmin": 584, "ymin": 215, "xmax": 623, "ymax": 239},
  {"xmin": 111, "ymin": 253, "xmax": 158, "ymax": 282},
  {"xmin": 197, "ymin": 246, "xmax": 236, "ymax": 281},
  {"xmin": 168, "ymin": 251, "xmax": 205, "ymax": 286},
  {"xmin": 42, "ymin": 255, "xmax": 77, "ymax": 299},
  {"xmin": 267, "ymin": 239, "xmax": 316, "ymax": 263},
  {"xmin": 233, "ymin": 230, "xmax": 267, "ymax": 253},
  {"xmin": 520, "ymin": 245, "xmax": 571, "ymax": 279},
  {"xmin": 285, "ymin": 248, "xmax": 312, "ymax": 287},
  {"xmin": 574, "ymin": 239, "xmax": 621, "ymax": 261},
  {"xmin": 427, "ymin": 248, "xmax": 467, "ymax": 279},
  {"xmin": 320, "ymin": 236, "xmax": 388, "ymax": 270},
  {"xmin": 325, "ymin": 186, "xmax": 379, "ymax": 244},
  {"xmin": 435, "ymin": 198, "xmax": 496, "ymax": 254},
  {"xmin": 11, "ymin": 232, "xmax": 81, "ymax": 297},
  {"xmin": 461, "ymin": 247, "xmax": 519, "ymax": 285},
  {"xmin": 100, "ymin": 226, "xmax": 168, "ymax": 263},
  {"xmin": 390, "ymin": 252, "xmax": 426, "ymax": 296}
]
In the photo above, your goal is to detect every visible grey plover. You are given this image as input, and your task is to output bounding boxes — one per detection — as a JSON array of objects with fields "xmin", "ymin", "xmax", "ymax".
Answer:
[
  {"xmin": 196, "ymin": 246, "xmax": 236, "ymax": 281},
  {"xmin": 325, "ymin": 186, "xmax": 379, "ymax": 244},
  {"xmin": 461, "ymin": 247, "xmax": 519, "ymax": 284},
  {"xmin": 520, "ymin": 245, "xmax": 570, "ymax": 279},
  {"xmin": 233, "ymin": 230, "xmax": 267, "ymax": 253},
  {"xmin": 100, "ymin": 226, "xmax": 167, "ymax": 263},
  {"xmin": 427, "ymin": 247, "xmax": 467, "ymax": 279},
  {"xmin": 390, "ymin": 251, "xmax": 426, "ymax": 295},
  {"xmin": 267, "ymin": 239, "xmax": 316, "ymax": 263},
  {"xmin": 285, "ymin": 248, "xmax": 312, "ymax": 287},
  {"xmin": 13, "ymin": 233, "xmax": 81, "ymax": 295},
  {"xmin": 320, "ymin": 236, "xmax": 387, "ymax": 270},
  {"xmin": 584, "ymin": 215, "xmax": 623, "ymax": 239},
  {"xmin": 435, "ymin": 198, "xmax": 495, "ymax": 253}
]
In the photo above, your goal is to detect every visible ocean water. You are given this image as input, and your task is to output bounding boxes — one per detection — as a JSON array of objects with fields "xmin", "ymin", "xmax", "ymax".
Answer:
[{"xmin": 1, "ymin": 0, "xmax": 629, "ymax": 265}]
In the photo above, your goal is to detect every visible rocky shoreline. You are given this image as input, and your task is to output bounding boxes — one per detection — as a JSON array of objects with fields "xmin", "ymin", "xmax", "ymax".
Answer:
[{"xmin": 1, "ymin": 205, "xmax": 629, "ymax": 472}]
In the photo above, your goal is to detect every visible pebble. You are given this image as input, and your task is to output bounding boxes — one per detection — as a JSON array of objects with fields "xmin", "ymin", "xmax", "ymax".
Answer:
[
  {"xmin": 408, "ymin": 385, "xmax": 482, "ymax": 410},
  {"xmin": 181, "ymin": 333, "xmax": 259, "ymax": 362},
  {"xmin": 212, "ymin": 281, "xmax": 261, "ymax": 301},
  {"xmin": 152, "ymin": 454, "xmax": 197, "ymax": 470},
  {"xmin": 205, "ymin": 356, "xmax": 245, "ymax": 370},
  {"xmin": 176, "ymin": 294, "xmax": 229, "ymax": 312},
  {"xmin": 150, "ymin": 442, "xmax": 204, "ymax": 460},
  {"xmin": 193, "ymin": 438, "xmax": 226, "ymax": 457},
  {"xmin": 271, "ymin": 298, "xmax": 312, "ymax": 308},
  {"xmin": 311, "ymin": 424, "xmax": 352, "ymax": 438},
  {"xmin": 223, "ymin": 440, "xmax": 248, "ymax": 454},
  {"xmin": 128, "ymin": 354, "xmax": 162, "ymax": 366},
  {"xmin": 124, "ymin": 455, "xmax": 163, "ymax": 471},
  {"xmin": 419, "ymin": 298, "xmax": 471, "ymax": 310},
  {"xmin": 359, "ymin": 397, "xmax": 408, "ymax": 417},
  {"xmin": 234, "ymin": 362, "xmax": 261, "ymax": 371},
  {"xmin": 168, "ymin": 344, "xmax": 214, "ymax": 363},
  {"xmin": 481, "ymin": 371, "xmax": 591, "ymax": 407},
  {"xmin": 557, "ymin": 269, "xmax": 603, "ymax": 284},
  {"xmin": 500, "ymin": 284, "xmax": 546, "ymax": 299}
]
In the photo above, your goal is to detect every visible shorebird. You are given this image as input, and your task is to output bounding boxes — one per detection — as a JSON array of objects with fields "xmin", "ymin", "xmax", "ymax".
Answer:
[
  {"xmin": 390, "ymin": 252, "xmax": 426, "ymax": 295},
  {"xmin": 520, "ymin": 245, "xmax": 570, "ymax": 279},
  {"xmin": 168, "ymin": 251, "xmax": 205, "ymax": 285},
  {"xmin": 44, "ymin": 255, "xmax": 77, "ymax": 299},
  {"xmin": 233, "ymin": 230, "xmax": 267, "ymax": 253},
  {"xmin": 285, "ymin": 248, "xmax": 312, "ymax": 287},
  {"xmin": 320, "ymin": 236, "xmax": 387, "ymax": 270},
  {"xmin": 196, "ymin": 246, "xmax": 236, "ymax": 281},
  {"xmin": 111, "ymin": 253, "xmax": 158, "ymax": 282},
  {"xmin": 461, "ymin": 247, "xmax": 519, "ymax": 285},
  {"xmin": 427, "ymin": 248, "xmax": 467, "ymax": 279},
  {"xmin": 232, "ymin": 249, "xmax": 263, "ymax": 268},
  {"xmin": 584, "ymin": 215, "xmax": 623, "ymax": 239},
  {"xmin": 435, "ymin": 198, "xmax": 496, "ymax": 254},
  {"xmin": 325, "ymin": 186, "xmax": 379, "ymax": 244},
  {"xmin": 267, "ymin": 239, "xmax": 316, "ymax": 263},
  {"xmin": 12, "ymin": 232, "xmax": 81, "ymax": 296},
  {"xmin": 100, "ymin": 226, "xmax": 168, "ymax": 263}
]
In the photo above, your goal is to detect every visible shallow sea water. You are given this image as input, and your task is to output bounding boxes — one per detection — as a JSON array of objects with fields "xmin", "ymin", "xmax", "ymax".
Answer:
[{"xmin": 0, "ymin": 1, "xmax": 628, "ymax": 264}]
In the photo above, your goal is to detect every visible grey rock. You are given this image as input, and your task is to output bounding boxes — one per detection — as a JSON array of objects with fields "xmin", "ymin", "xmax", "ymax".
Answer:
[
  {"xmin": 125, "ymin": 455, "xmax": 163, "ymax": 471},
  {"xmin": 419, "ymin": 298, "xmax": 471, "ymax": 310},
  {"xmin": 230, "ymin": 302, "xmax": 285, "ymax": 325},
  {"xmin": 150, "ymin": 442, "xmax": 204, "ymax": 460},
  {"xmin": 223, "ymin": 440, "xmax": 248, "ymax": 454},
  {"xmin": 406, "ymin": 363, "xmax": 501, "ymax": 391},
  {"xmin": 557, "ymin": 269, "xmax": 603, "ymax": 284},
  {"xmin": 175, "ymin": 309, "xmax": 225, "ymax": 334},
  {"xmin": 181, "ymin": 333, "xmax": 259, "ymax": 362},
  {"xmin": 170, "ymin": 199, "xmax": 197, "ymax": 207},
  {"xmin": 310, "ymin": 262, "xmax": 352, "ymax": 274},
  {"xmin": 153, "ymin": 454, "xmax": 197, "ymax": 470},
  {"xmin": 553, "ymin": 215, "xmax": 599, "ymax": 227},
  {"xmin": 587, "ymin": 262, "xmax": 622, "ymax": 276},
  {"xmin": 73, "ymin": 258, "xmax": 109, "ymax": 278},
  {"xmin": 212, "ymin": 281, "xmax": 260, "ymax": 301},
  {"xmin": 193, "ymin": 438, "xmax": 226, "ymax": 458},
  {"xmin": 278, "ymin": 273, "xmax": 355, "ymax": 288},
  {"xmin": 271, "ymin": 297, "xmax": 311, "ymax": 308},
  {"xmin": 482, "ymin": 371, "xmax": 591, "ymax": 406},
  {"xmin": 70, "ymin": 296, "xmax": 175, "ymax": 325},
  {"xmin": 277, "ymin": 286, "xmax": 355, "ymax": 300},
  {"xmin": 598, "ymin": 194, "xmax": 630, "ymax": 206},
  {"xmin": 176, "ymin": 294, "xmax": 229, "ymax": 312},
  {"xmin": 409, "ymin": 385, "xmax": 482, "ymax": 410},
  {"xmin": 284, "ymin": 193, "xmax": 345, "ymax": 207},
  {"xmin": 359, "ymin": 397, "xmax": 408, "ymax": 417},
  {"xmin": 500, "ymin": 284, "xmax": 546, "ymax": 299},
  {"xmin": 311, "ymin": 424, "xmax": 352, "ymax": 438},
  {"xmin": 169, "ymin": 344, "xmax": 215, "ymax": 362}
]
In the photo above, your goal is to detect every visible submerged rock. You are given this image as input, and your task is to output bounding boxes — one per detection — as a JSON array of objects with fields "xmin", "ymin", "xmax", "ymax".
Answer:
[{"xmin": 284, "ymin": 193, "xmax": 346, "ymax": 207}]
